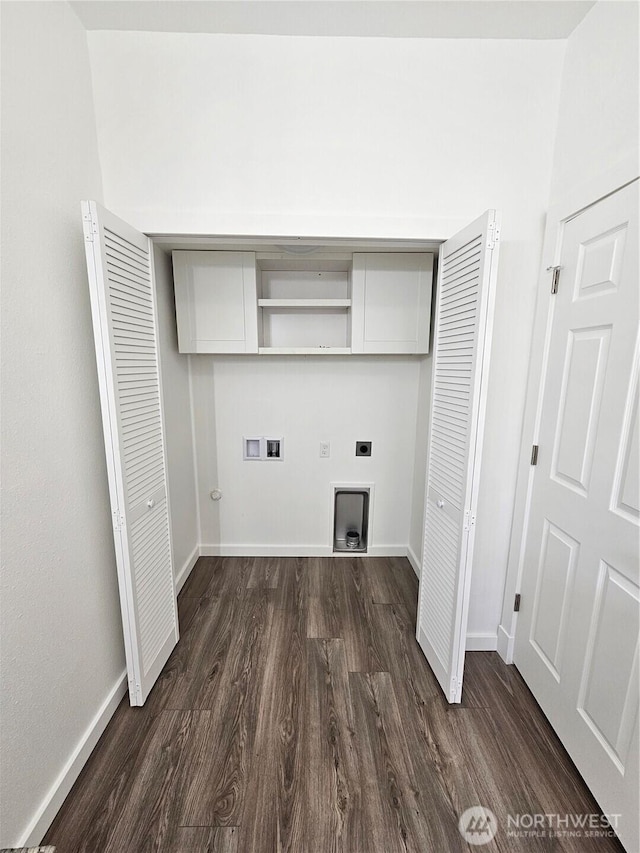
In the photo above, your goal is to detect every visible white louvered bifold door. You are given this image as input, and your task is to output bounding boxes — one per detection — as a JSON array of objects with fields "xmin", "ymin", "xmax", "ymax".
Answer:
[
  {"xmin": 82, "ymin": 200, "xmax": 178, "ymax": 706},
  {"xmin": 416, "ymin": 210, "xmax": 500, "ymax": 703}
]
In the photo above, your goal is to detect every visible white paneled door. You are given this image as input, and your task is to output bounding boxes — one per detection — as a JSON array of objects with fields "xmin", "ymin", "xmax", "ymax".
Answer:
[
  {"xmin": 82, "ymin": 201, "xmax": 178, "ymax": 706},
  {"xmin": 515, "ymin": 181, "xmax": 639, "ymax": 852},
  {"xmin": 416, "ymin": 211, "xmax": 501, "ymax": 703}
]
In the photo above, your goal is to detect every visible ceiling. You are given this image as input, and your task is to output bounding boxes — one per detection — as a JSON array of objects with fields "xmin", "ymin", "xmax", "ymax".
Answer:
[{"xmin": 71, "ymin": 1, "xmax": 596, "ymax": 39}]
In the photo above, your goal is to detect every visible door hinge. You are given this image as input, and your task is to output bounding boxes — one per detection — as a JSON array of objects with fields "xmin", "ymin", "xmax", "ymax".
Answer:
[
  {"xmin": 514, "ymin": 593, "xmax": 521, "ymax": 612},
  {"xmin": 463, "ymin": 510, "xmax": 476, "ymax": 531},
  {"xmin": 82, "ymin": 211, "xmax": 97, "ymax": 243},
  {"xmin": 547, "ymin": 265, "xmax": 561, "ymax": 294},
  {"xmin": 487, "ymin": 221, "xmax": 501, "ymax": 250},
  {"xmin": 530, "ymin": 444, "xmax": 539, "ymax": 466},
  {"xmin": 113, "ymin": 510, "xmax": 125, "ymax": 532}
]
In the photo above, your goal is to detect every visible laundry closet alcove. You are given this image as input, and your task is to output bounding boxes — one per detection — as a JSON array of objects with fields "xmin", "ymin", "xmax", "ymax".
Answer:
[{"xmin": 82, "ymin": 199, "xmax": 500, "ymax": 706}]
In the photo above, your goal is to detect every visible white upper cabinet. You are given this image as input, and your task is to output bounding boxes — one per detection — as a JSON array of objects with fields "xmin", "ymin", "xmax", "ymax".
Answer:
[
  {"xmin": 173, "ymin": 251, "xmax": 258, "ymax": 353},
  {"xmin": 172, "ymin": 249, "xmax": 433, "ymax": 356},
  {"xmin": 351, "ymin": 252, "xmax": 433, "ymax": 354}
]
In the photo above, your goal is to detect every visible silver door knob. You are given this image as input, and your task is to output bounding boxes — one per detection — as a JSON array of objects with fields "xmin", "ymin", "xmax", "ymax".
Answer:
[
  {"xmin": 147, "ymin": 499, "xmax": 156, "ymax": 509},
  {"xmin": 437, "ymin": 499, "xmax": 445, "ymax": 508}
]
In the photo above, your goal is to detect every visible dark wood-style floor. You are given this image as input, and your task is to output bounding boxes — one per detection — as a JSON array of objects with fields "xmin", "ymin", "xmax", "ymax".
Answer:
[{"xmin": 44, "ymin": 557, "xmax": 623, "ymax": 853}]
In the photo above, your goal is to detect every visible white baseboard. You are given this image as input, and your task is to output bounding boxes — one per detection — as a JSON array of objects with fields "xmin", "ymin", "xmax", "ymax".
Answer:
[
  {"xmin": 200, "ymin": 544, "xmax": 329, "ymax": 557},
  {"xmin": 406, "ymin": 546, "xmax": 421, "ymax": 578},
  {"xmin": 465, "ymin": 632, "xmax": 498, "ymax": 652},
  {"xmin": 199, "ymin": 544, "xmax": 408, "ymax": 558},
  {"xmin": 497, "ymin": 624, "xmax": 515, "ymax": 663},
  {"xmin": 19, "ymin": 670, "xmax": 127, "ymax": 848},
  {"xmin": 174, "ymin": 544, "xmax": 200, "ymax": 594}
]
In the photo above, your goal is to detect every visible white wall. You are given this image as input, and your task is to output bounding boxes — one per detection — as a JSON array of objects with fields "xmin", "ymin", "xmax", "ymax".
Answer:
[
  {"xmin": 0, "ymin": 3, "xmax": 125, "ymax": 846},
  {"xmin": 549, "ymin": 0, "xmax": 639, "ymax": 204},
  {"xmin": 193, "ymin": 356, "xmax": 420, "ymax": 553},
  {"xmin": 153, "ymin": 248, "xmax": 199, "ymax": 581},
  {"xmin": 86, "ymin": 30, "xmax": 564, "ymax": 645},
  {"xmin": 409, "ymin": 355, "xmax": 432, "ymax": 570},
  {"xmin": 87, "ymin": 32, "xmax": 564, "ymax": 241}
]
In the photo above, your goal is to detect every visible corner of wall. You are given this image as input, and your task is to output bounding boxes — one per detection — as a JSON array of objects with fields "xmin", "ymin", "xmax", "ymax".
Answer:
[
  {"xmin": 549, "ymin": 0, "xmax": 639, "ymax": 205},
  {"xmin": 406, "ymin": 545, "xmax": 421, "ymax": 579},
  {"xmin": 18, "ymin": 670, "xmax": 127, "ymax": 848}
]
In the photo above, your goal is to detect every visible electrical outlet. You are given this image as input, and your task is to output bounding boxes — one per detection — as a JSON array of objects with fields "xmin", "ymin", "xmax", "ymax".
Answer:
[{"xmin": 320, "ymin": 441, "xmax": 330, "ymax": 458}]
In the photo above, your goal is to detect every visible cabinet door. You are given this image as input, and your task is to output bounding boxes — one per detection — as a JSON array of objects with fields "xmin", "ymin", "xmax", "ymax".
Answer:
[
  {"xmin": 173, "ymin": 251, "xmax": 258, "ymax": 353},
  {"xmin": 351, "ymin": 252, "xmax": 433, "ymax": 354}
]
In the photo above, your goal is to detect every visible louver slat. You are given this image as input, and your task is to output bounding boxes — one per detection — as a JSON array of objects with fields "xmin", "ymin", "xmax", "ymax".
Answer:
[
  {"xmin": 416, "ymin": 213, "xmax": 500, "ymax": 704},
  {"xmin": 82, "ymin": 200, "xmax": 178, "ymax": 707}
]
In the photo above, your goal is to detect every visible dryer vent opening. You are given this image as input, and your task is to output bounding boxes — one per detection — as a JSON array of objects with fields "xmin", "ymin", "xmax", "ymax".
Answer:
[{"xmin": 333, "ymin": 488, "xmax": 370, "ymax": 553}]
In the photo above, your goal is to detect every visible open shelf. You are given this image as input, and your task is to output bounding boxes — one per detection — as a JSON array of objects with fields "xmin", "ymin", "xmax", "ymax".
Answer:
[
  {"xmin": 258, "ymin": 298, "xmax": 351, "ymax": 308},
  {"xmin": 257, "ymin": 262, "xmax": 353, "ymax": 351}
]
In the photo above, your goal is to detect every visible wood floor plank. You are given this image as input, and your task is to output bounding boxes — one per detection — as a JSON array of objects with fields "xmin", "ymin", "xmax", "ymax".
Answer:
[
  {"xmin": 149, "ymin": 561, "xmax": 279, "ymax": 714},
  {"xmin": 306, "ymin": 557, "xmax": 341, "ymax": 639},
  {"xmin": 336, "ymin": 558, "xmax": 385, "ymax": 672},
  {"xmin": 273, "ymin": 556, "xmax": 307, "ymax": 615},
  {"xmin": 48, "ymin": 710, "xmax": 200, "ymax": 853},
  {"xmin": 179, "ymin": 557, "xmax": 253, "ymax": 601},
  {"xmin": 415, "ymin": 699, "xmax": 542, "ymax": 853},
  {"xmin": 361, "ymin": 556, "xmax": 400, "ymax": 604},
  {"xmin": 385, "ymin": 555, "xmax": 420, "ymax": 617},
  {"xmin": 177, "ymin": 589, "xmax": 208, "ymax": 634},
  {"xmin": 246, "ymin": 555, "xmax": 280, "ymax": 589},
  {"xmin": 372, "ymin": 602, "xmax": 441, "ymax": 707},
  {"xmin": 144, "ymin": 593, "xmax": 234, "ymax": 713},
  {"xmin": 177, "ymin": 591, "xmax": 275, "ymax": 826},
  {"xmin": 368, "ymin": 607, "xmax": 475, "ymax": 849},
  {"xmin": 104, "ymin": 710, "xmax": 201, "ymax": 853},
  {"xmin": 220, "ymin": 556, "xmax": 256, "ymax": 597},
  {"xmin": 163, "ymin": 826, "xmax": 238, "ymax": 853},
  {"xmin": 178, "ymin": 557, "xmax": 221, "ymax": 599},
  {"xmin": 239, "ymin": 574, "xmax": 307, "ymax": 852},
  {"xmin": 349, "ymin": 671, "xmax": 456, "ymax": 853},
  {"xmin": 460, "ymin": 650, "xmax": 539, "ymax": 710},
  {"xmin": 305, "ymin": 639, "xmax": 362, "ymax": 853},
  {"xmin": 272, "ymin": 557, "xmax": 307, "ymax": 853}
]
